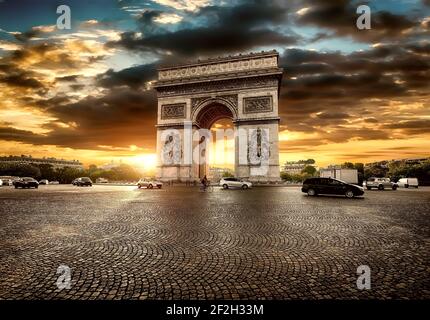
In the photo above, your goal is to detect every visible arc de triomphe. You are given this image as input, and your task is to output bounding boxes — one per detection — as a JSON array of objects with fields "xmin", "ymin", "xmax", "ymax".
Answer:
[{"xmin": 153, "ymin": 50, "xmax": 283, "ymax": 183}]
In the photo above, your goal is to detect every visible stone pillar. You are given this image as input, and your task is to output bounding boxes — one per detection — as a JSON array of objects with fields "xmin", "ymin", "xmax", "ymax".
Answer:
[{"xmin": 234, "ymin": 121, "xmax": 281, "ymax": 183}]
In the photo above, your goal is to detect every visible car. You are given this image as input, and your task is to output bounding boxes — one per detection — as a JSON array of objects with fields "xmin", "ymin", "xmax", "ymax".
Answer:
[
  {"xmin": 137, "ymin": 178, "xmax": 163, "ymax": 189},
  {"xmin": 363, "ymin": 177, "xmax": 398, "ymax": 190},
  {"xmin": 74, "ymin": 177, "xmax": 93, "ymax": 187},
  {"xmin": 220, "ymin": 177, "xmax": 252, "ymax": 190},
  {"xmin": 2, "ymin": 179, "xmax": 13, "ymax": 186},
  {"xmin": 39, "ymin": 179, "xmax": 49, "ymax": 185},
  {"xmin": 96, "ymin": 178, "xmax": 109, "ymax": 183},
  {"xmin": 14, "ymin": 177, "xmax": 39, "ymax": 189},
  {"xmin": 397, "ymin": 178, "xmax": 419, "ymax": 188},
  {"xmin": 0, "ymin": 176, "xmax": 13, "ymax": 186},
  {"xmin": 302, "ymin": 177, "xmax": 364, "ymax": 198},
  {"xmin": 50, "ymin": 180, "xmax": 60, "ymax": 185}
]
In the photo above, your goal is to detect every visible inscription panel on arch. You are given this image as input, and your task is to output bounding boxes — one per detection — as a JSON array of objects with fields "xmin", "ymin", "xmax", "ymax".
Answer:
[
  {"xmin": 243, "ymin": 96, "xmax": 273, "ymax": 114},
  {"xmin": 161, "ymin": 103, "xmax": 186, "ymax": 120}
]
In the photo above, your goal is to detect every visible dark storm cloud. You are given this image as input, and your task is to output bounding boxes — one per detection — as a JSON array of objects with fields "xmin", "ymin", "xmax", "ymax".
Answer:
[
  {"xmin": 10, "ymin": 42, "xmax": 56, "ymax": 62},
  {"xmin": 29, "ymin": 95, "xmax": 71, "ymax": 109},
  {"xmin": 277, "ymin": 42, "xmax": 430, "ymax": 142},
  {"xmin": 296, "ymin": 0, "xmax": 418, "ymax": 42},
  {"xmin": 316, "ymin": 112, "xmax": 350, "ymax": 120},
  {"xmin": 364, "ymin": 117, "xmax": 378, "ymax": 123},
  {"xmin": 0, "ymin": 126, "xmax": 38, "ymax": 141},
  {"xmin": 384, "ymin": 119, "xmax": 430, "ymax": 134},
  {"xmin": 109, "ymin": 0, "xmax": 298, "ymax": 56},
  {"xmin": 16, "ymin": 88, "xmax": 159, "ymax": 150},
  {"xmin": 97, "ymin": 63, "xmax": 158, "ymax": 89},
  {"xmin": 1, "ymin": 0, "xmax": 429, "ymax": 154},
  {"xmin": 56, "ymin": 75, "xmax": 80, "ymax": 82},
  {"xmin": 137, "ymin": 10, "xmax": 167, "ymax": 35},
  {"xmin": 6, "ymin": 41, "xmax": 107, "ymax": 73},
  {"xmin": 13, "ymin": 29, "xmax": 43, "ymax": 42},
  {"xmin": 0, "ymin": 65, "xmax": 45, "ymax": 90},
  {"xmin": 111, "ymin": 28, "xmax": 296, "ymax": 56},
  {"xmin": 0, "ymin": 73, "xmax": 44, "ymax": 89},
  {"xmin": 69, "ymin": 84, "xmax": 85, "ymax": 91},
  {"xmin": 405, "ymin": 42, "xmax": 430, "ymax": 55}
]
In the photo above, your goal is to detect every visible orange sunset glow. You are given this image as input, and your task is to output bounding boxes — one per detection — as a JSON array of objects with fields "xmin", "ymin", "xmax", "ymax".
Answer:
[{"xmin": 0, "ymin": 0, "xmax": 429, "ymax": 171}]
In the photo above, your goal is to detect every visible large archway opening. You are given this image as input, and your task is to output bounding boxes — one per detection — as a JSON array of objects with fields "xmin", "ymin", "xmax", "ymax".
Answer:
[
  {"xmin": 209, "ymin": 118, "xmax": 235, "ymax": 181},
  {"xmin": 194, "ymin": 103, "xmax": 235, "ymax": 180}
]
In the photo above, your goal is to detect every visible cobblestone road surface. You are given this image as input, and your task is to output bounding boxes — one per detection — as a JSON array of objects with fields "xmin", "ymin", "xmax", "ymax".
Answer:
[{"xmin": 0, "ymin": 185, "xmax": 429, "ymax": 299}]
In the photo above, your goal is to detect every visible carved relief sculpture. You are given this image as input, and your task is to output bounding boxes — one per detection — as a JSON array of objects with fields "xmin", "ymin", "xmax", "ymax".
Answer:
[
  {"xmin": 161, "ymin": 103, "xmax": 186, "ymax": 119},
  {"xmin": 243, "ymin": 96, "xmax": 273, "ymax": 114},
  {"xmin": 162, "ymin": 133, "xmax": 182, "ymax": 165},
  {"xmin": 248, "ymin": 127, "xmax": 270, "ymax": 165}
]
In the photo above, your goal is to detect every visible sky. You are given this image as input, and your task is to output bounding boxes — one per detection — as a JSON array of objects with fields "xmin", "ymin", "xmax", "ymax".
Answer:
[{"xmin": 0, "ymin": 0, "xmax": 429, "ymax": 170}]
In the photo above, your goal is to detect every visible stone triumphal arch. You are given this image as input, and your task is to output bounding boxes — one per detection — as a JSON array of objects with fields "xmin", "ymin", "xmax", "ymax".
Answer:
[{"xmin": 154, "ymin": 50, "xmax": 283, "ymax": 183}]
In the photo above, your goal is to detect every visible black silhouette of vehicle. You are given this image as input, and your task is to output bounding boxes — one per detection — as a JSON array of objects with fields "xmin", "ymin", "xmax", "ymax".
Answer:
[
  {"xmin": 74, "ymin": 177, "xmax": 93, "ymax": 187},
  {"xmin": 302, "ymin": 177, "xmax": 364, "ymax": 198},
  {"xmin": 14, "ymin": 177, "xmax": 39, "ymax": 189}
]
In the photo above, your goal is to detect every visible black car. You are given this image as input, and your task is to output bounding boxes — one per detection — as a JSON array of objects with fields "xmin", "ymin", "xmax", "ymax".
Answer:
[
  {"xmin": 302, "ymin": 177, "xmax": 364, "ymax": 198},
  {"xmin": 74, "ymin": 177, "xmax": 93, "ymax": 187},
  {"xmin": 14, "ymin": 177, "xmax": 39, "ymax": 189}
]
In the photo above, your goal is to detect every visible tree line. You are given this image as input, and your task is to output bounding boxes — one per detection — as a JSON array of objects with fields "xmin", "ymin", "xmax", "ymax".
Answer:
[
  {"xmin": 0, "ymin": 163, "xmax": 142, "ymax": 184},
  {"xmin": 280, "ymin": 160, "xmax": 430, "ymax": 185}
]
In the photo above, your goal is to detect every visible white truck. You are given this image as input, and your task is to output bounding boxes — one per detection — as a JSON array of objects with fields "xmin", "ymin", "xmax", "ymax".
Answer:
[
  {"xmin": 320, "ymin": 168, "xmax": 358, "ymax": 184},
  {"xmin": 397, "ymin": 178, "xmax": 419, "ymax": 188}
]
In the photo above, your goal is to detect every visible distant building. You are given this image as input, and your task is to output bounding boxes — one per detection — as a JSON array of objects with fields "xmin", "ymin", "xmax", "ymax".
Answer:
[
  {"xmin": 282, "ymin": 160, "xmax": 317, "ymax": 174},
  {"xmin": 0, "ymin": 155, "xmax": 83, "ymax": 169},
  {"xmin": 320, "ymin": 165, "xmax": 358, "ymax": 184},
  {"xmin": 365, "ymin": 160, "xmax": 390, "ymax": 169},
  {"xmin": 99, "ymin": 160, "xmax": 122, "ymax": 170}
]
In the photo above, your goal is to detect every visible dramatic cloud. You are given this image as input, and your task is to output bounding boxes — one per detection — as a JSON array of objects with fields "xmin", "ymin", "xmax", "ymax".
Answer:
[
  {"xmin": 13, "ymin": 25, "xmax": 56, "ymax": 42},
  {"xmin": 97, "ymin": 63, "xmax": 158, "ymax": 89},
  {"xmin": 110, "ymin": 0, "xmax": 298, "ymax": 56},
  {"xmin": 296, "ymin": 0, "xmax": 420, "ymax": 42},
  {"xmin": 277, "ymin": 41, "xmax": 430, "ymax": 145},
  {"xmin": 0, "ymin": 88, "xmax": 157, "ymax": 150},
  {"xmin": 0, "ymin": 0, "xmax": 429, "ymax": 165}
]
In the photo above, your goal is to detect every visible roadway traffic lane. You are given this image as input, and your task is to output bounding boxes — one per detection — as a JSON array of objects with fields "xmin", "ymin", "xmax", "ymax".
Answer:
[{"xmin": 0, "ymin": 185, "xmax": 429, "ymax": 299}]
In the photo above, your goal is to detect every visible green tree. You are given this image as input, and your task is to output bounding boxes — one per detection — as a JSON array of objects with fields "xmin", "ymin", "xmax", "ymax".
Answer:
[
  {"xmin": 0, "ymin": 163, "xmax": 41, "ymax": 178},
  {"xmin": 280, "ymin": 171, "xmax": 293, "ymax": 181},
  {"xmin": 35, "ymin": 164, "xmax": 56, "ymax": 180},
  {"xmin": 388, "ymin": 160, "xmax": 430, "ymax": 185},
  {"xmin": 55, "ymin": 167, "xmax": 84, "ymax": 184},
  {"xmin": 353, "ymin": 163, "xmax": 364, "ymax": 185},
  {"xmin": 343, "ymin": 162, "xmax": 354, "ymax": 169},
  {"xmin": 353, "ymin": 163, "xmax": 364, "ymax": 173},
  {"xmin": 280, "ymin": 172, "xmax": 310, "ymax": 183},
  {"xmin": 364, "ymin": 165, "xmax": 388, "ymax": 180},
  {"xmin": 222, "ymin": 171, "xmax": 234, "ymax": 178},
  {"xmin": 104, "ymin": 164, "xmax": 140, "ymax": 181},
  {"xmin": 301, "ymin": 165, "xmax": 317, "ymax": 176}
]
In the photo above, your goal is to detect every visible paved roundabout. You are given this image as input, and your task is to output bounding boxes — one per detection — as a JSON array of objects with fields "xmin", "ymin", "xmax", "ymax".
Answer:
[{"xmin": 0, "ymin": 185, "xmax": 429, "ymax": 299}]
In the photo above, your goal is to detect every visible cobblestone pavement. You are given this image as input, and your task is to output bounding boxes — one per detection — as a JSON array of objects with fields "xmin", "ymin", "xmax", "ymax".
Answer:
[{"xmin": 0, "ymin": 185, "xmax": 429, "ymax": 300}]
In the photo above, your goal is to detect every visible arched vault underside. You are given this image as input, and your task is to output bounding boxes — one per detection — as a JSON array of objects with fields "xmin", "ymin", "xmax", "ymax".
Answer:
[{"xmin": 195, "ymin": 103, "xmax": 234, "ymax": 129}]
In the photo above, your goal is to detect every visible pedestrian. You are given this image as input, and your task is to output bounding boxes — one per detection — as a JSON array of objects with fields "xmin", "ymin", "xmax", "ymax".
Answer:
[{"xmin": 201, "ymin": 175, "xmax": 208, "ymax": 191}]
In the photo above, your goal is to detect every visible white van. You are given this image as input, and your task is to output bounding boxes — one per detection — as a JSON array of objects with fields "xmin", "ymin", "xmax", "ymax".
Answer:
[{"xmin": 397, "ymin": 178, "xmax": 419, "ymax": 188}]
